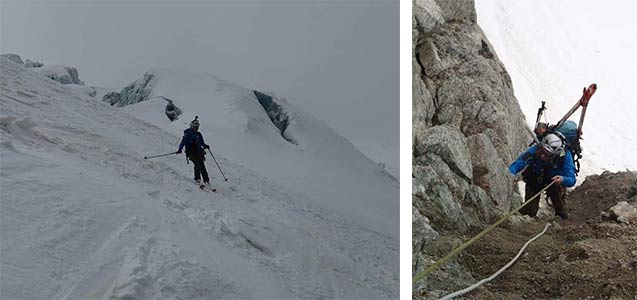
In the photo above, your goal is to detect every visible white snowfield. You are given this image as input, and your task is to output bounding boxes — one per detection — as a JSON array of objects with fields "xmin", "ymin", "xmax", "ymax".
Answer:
[
  {"xmin": 476, "ymin": 0, "xmax": 637, "ymax": 176},
  {"xmin": 0, "ymin": 57, "xmax": 398, "ymax": 299}
]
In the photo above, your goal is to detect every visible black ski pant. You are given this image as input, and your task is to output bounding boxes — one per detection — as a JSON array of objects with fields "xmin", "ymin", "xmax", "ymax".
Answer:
[
  {"xmin": 188, "ymin": 152, "xmax": 209, "ymax": 183},
  {"xmin": 520, "ymin": 179, "xmax": 566, "ymax": 217}
]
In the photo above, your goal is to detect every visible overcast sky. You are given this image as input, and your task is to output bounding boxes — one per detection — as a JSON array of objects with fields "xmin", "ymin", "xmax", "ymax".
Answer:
[{"xmin": 0, "ymin": 0, "xmax": 398, "ymax": 169}]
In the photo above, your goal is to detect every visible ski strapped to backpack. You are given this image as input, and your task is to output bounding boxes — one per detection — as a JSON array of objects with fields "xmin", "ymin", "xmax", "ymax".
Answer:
[{"xmin": 529, "ymin": 83, "xmax": 597, "ymax": 176}]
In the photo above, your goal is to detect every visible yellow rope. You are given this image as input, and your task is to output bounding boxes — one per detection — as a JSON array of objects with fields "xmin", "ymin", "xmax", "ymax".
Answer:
[{"xmin": 413, "ymin": 181, "xmax": 555, "ymax": 285}]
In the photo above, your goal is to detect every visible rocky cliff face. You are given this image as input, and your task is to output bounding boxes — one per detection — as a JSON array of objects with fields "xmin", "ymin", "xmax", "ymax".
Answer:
[{"xmin": 412, "ymin": 0, "xmax": 530, "ymax": 295}]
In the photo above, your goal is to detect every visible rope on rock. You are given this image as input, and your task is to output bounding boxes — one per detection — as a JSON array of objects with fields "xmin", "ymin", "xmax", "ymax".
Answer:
[
  {"xmin": 437, "ymin": 222, "xmax": 552, "ymax": 300},
  {"xmin": 413, "ymin": 181, "xmax": 555, "ymax": 285}
]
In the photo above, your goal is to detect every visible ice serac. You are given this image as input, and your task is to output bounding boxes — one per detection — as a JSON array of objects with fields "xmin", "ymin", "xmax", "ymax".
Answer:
[
  {"xmin": 103, "ymin": 73, "xmax": 155, "ymax": 107},
  {"xmin": 412, "ymin": 0, "xmax": 529, "ymax": 294},
  {"xmin": 35, "ymin": 64, "xmax": 85, "ymax": 85},
  {"xmin": 253, "ymin": 90, "xmax": 297, "ymax": 145}
]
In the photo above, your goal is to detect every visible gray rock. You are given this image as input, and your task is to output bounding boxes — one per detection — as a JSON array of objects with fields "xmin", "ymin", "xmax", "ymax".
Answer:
[
  {"xmin": 413, "ymin": 56, "xmax": 435, "ymax": 135},
  {"xmin": 418, "ymin": 40, "xmax": 445, "ymax": 77},
  {"xmin": 413, "ymin": 164, "xmax": 464, "ymax": 232},
  {"xmin": 163, "ymin": 97, "xmax": 182, "ymax": 121},
  {"xmin": 414, "ymin": 125, "xmax": 473, "ymax": 181},
  {"xmin": 435, "ymin": 0, "xmax": 476, "ymax": 23},
  {"xmin": 416, "ymin": 153, "xmax": 469, "ymax": 204},
  {"xmin": 606, "ymin": 201, "xmax": 637, "ymax": 224},
  {"xmin": 435, "ymin": 104, "xmax": 462, "ymax": 129},
  {"xmin": 413, "ymin": 0, "xmax": 445, "ymax": 33},
  {"xmin": 1, "ymin": 53, "xmax": 23, "ymax": 65},
  {"xmin": 412, "ymin": 206, "xmax": 439, "ymax": 254},
  {"xmin": 468, "ymin": 133, "xmax": 514, "ymax": 213}
]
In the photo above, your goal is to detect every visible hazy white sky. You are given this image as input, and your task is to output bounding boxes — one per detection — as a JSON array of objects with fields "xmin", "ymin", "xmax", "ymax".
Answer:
[{"xmin": 0, "ymin": 0, "xmax": 398, "ymax": 167}]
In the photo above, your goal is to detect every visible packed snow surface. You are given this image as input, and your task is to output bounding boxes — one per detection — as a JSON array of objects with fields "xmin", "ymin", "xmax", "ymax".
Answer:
[
  {"xmin": 476, "ymin": 0, "xmax": 637, "ymax": 176},
  {"xmin": 0, "ymin": 57, "xmax": 398, "ymax": 299}
]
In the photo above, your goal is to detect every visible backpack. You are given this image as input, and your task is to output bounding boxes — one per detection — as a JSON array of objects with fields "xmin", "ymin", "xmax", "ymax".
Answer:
[
  {"xmin": 183, "ymin": 129, "xmax": 201, "ymax": 156},
  {"xmin": 554, "ymin": 120, "xmax": 578, "ymax": 148}
]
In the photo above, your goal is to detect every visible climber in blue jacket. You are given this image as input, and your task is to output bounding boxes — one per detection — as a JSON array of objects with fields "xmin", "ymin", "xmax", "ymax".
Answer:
[
  {"xmin": 509, "ymin": 133, "xmax": 576, "ymax": 219},
  {"xmin": 177, "ymin": 116, "xmax": 211, "ymax": 187}
]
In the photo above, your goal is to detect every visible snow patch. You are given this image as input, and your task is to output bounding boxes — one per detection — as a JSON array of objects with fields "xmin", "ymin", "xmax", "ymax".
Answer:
[
  {"xmin": 1, "ymin": 115, "xmax": 37, "ymax": 137},
  {"xmin": 65, "ymin": 84, "xmax": 97, "ymax": 98},
  {"xmin": 107, "ymin": 238, "xmax": 246, "ymax": 299}
]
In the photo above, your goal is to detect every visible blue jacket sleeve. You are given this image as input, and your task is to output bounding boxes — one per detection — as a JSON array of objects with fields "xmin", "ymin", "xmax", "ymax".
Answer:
[
  {"xmin": 557, "ymin": 151, "xmax": 576, "ymax": 187},
  {"xmin": 509, "ymin": 145, "xmax": 537, "ymax": 175}
]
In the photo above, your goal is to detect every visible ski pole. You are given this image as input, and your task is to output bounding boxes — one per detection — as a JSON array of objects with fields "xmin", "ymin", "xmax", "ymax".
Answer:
[
  {"xmin": 207, "ymin": 148, "xmax": 228, "ymax": 182},
  {"xmin": 144, "ymin": 152, "xmax": 178, "ymax": 159}
]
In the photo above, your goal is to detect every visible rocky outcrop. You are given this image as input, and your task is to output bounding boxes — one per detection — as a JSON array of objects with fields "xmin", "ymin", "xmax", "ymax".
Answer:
[
  {"xmin": 413, "ymin": 0, "xmax": 530, "ymax": 295},
  {"xmin": 163, "ymin": 97, "xmax": 182, "ymax": 122}
]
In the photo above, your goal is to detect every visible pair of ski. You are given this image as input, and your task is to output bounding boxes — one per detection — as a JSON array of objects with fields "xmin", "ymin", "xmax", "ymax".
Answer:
[
  {"xmin": 533, "ymin": 83, "xmax": 597, "ymax": 138},
  {"xmin": 198, "ymin": 183, "xmax": 217, "ymax": 193}
]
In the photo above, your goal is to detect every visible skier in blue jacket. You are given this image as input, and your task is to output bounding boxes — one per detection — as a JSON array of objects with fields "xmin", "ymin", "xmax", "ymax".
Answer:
[
  {"xmin": 176, "ymin": 116, "xmax": 211, "ymax": 187},
  {"xmin": 509, "ymin": 133, "xmax": 576, "ymax": 219}
]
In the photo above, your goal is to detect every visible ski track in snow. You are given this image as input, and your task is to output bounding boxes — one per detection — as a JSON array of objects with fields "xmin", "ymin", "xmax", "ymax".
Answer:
[{"xmin": 0, "ymin": 58, "xmax": 398, "ymax": 299}]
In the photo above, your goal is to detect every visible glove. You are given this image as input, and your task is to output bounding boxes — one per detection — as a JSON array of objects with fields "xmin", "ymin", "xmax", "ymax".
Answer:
[
  {"xmin": 204, "ymin": 145, "xmax": 210, "ymax": 150},
  {"xmin": 176, "ymin": 149, "xmax": 182, "ymax": 154}
]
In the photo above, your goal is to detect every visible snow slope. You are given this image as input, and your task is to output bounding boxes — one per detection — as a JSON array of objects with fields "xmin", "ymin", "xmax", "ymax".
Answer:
[
  {"xmin": 476, "ymin": 0, "xmax": 637, "ymax": 176},
  {"xmin": 0, "ymin": 57, "xmax": 398, "ymax": 299},
  {"xmin": 118, "ymin": 68, "xmax": 398, "ymax": 237}
]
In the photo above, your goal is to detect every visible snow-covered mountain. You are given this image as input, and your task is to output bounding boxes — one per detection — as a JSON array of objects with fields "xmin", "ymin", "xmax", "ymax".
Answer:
[
  {"xmin": 0, "ymin": 57, "xmax": 398, "ymax": 299},
  {"xmin": 476, "ymin": 1, "xmax": 637, "ymax": 175},
  {"xmin": 108, "ymin": 68, "xmax": 398, "ymax": 237}
]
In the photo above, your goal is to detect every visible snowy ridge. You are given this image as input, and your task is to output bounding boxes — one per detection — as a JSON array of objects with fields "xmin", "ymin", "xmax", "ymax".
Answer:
[{"xmin": 0, "ymin": 57, "xmax": 398, "ymax": 298}]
